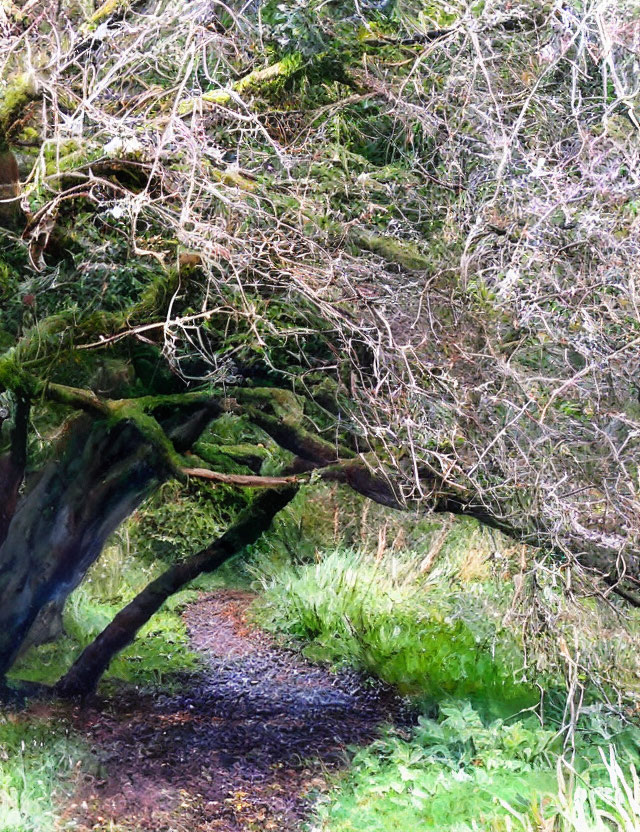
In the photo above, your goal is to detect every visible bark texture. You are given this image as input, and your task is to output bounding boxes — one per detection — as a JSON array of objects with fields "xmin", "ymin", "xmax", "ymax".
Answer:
[
  {"xmin": 19, "ymin": 599, "xmax": 66, "ymax": 654},
  {"xmin": 0, "ymin": 396, "xmax": 29, "ymax": 547},
  {"xmin": 0, "ymin": 417, "xmax": 161, "ymax": 677},
  {"xmin": 0, "ymin": 401, "xmax": 219, "ymax": 678}
]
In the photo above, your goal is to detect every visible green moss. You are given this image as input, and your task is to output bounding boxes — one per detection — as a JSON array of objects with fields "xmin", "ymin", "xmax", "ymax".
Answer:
[
  {"xmin": 235, "ymin": 52, "xmax": 304, "ymax": 95},
  {"xmin": 0, "ymin": 73, "xmax": 38, "ymax": 138},
  {"xmin": 106, "ymin": 401, "xmax": 186, "ymax": 477},
  {"xmin": 238, "ymin": 386, "xmax": 305, "ymax": 423},
  {"xmin": 179, "ymin": 52, "xmax": 304, "ymax": 115},
  {"xmin": 88, "ymin": 0, "xmax": 129, "ymax": 24},
  {"xmin": 131, "ymin": 270, "xmax": 180, "ymax": 324},
  {"xmin": 0, "ymin": 259, "xmax": 20, "ymax": 311},
  {"xmin": 0, "ymin": 350, "xmax": 38, "ymax": 396},
  {"xmin": 193, "ymin": 440, "xmax": 270, "ymax": 471},
  {"xmin": 42, "ymin": 140, "xmax": 99, "ymax": 176},
  {"xmin": 350, "ymin": 229, "xmax": 431, "ymax": 270},
  {"xmin": 0, "ymin": 330, "xmax": 15, "ymax": 351}
]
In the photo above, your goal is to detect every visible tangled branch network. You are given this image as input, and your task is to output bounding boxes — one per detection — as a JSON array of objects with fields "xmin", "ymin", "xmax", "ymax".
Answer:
[{"xmin": 2, "ymin": 0, "xmax": 640, "ymax": 593}]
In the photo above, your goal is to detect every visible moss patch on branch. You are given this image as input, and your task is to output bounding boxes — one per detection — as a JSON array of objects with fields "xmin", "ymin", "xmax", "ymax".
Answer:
[
  {"xmin": 0, "ymin": 72, "xmax": 38, "ymax": 139},
  {"xmin": 349, "ymin": 229, "xmax": 431, "ymax": 271},
  {"xmin": 178, "ymin": 53, "xmax": 305, "ymax": 116}
]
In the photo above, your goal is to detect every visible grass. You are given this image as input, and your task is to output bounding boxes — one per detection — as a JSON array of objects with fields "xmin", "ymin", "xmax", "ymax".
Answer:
[
  {"xmin": 549, "ymin": 750, "xmax": 640, "ymax": 832},
  {"xmin": 2, "ymin": 502, "xmax": 241, "ymax": 832},
  {"xmin": 252, "ymin": 548, "xmax": 537, "ymax": 714},
  {"xmin": 309, "ymin": 702, "xmax": 557, "ymax": 832},
  {"xmin": 250, "ymin": 540, "xmax": 640, "ymax": 832},
  {"xmin": 4, "ymin": 499, "xmax": 640, "ymax": 832},
  {"xmin": 0, "ymin": 713, "xmax": 95, "ymax": 832}
]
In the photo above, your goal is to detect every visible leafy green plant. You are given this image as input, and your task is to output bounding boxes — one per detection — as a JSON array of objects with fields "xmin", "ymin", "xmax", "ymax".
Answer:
[
  {"xmin": 310, "ymin": 703, "xmax": 558, "ymax": 832},
  {"xmin": 500, "ymin": 748, "xmax": 640, "ymax": 832},
  {"xmin": 309, "ymin": 704, "xmax": 640, "ymax": 832}
]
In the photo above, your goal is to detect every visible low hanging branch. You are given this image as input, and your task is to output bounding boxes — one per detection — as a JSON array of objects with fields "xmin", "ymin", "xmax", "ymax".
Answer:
[
  {"xmin": 6, "ymin": 352, "xmax": 638, "ymax": 605},
  {"xmin": 55, "ymin": 485, "xmax": 298, "ymax": 698},
  {"xmin": 181, "ymin": 460, "xmax": 405, "ymax": 505},
  {"xmin": 181, "ymin": 466, "xmax": 299, "ymax": 487}
]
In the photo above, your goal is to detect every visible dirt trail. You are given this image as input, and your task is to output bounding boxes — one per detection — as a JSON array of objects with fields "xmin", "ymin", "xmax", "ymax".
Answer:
[{"xmin": 59, "ymin": 590, "xmax": 408, "ymax": 832}]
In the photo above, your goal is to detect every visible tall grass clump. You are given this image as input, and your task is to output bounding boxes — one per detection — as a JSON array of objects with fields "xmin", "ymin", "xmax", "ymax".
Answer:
[
  {"xmin": 550, "ymin": 750, "xmax": 640, "ymax": 832},
  {"xmin": 252, "ymin": 548, "xmax": 535, "ymax": 710},
  {"xmin": 0, "ymin": 715, "xmax": 94, "ymax": 832}
]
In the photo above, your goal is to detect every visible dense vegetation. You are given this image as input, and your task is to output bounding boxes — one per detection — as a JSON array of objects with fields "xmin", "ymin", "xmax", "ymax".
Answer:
[{"xmin": 3, "ymin": 492, "xmax": 640, "ymax": 831}]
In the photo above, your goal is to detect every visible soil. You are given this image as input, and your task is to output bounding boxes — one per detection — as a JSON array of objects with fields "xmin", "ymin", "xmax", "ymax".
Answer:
[{"xmin": 56, "ymin": 590, "xmax": 410, "ymax": 832}]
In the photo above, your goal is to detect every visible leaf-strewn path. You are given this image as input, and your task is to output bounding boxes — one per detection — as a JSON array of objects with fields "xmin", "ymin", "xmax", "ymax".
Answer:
[{"xmin": 59, "ymin": 590, "xmax": 407, "ymax": 831}]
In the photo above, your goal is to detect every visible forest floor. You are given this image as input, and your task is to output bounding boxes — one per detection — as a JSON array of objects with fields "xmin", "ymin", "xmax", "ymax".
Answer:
[{"xmin": 55, "ymin": 589, "xmax": 408, "ymax": 832}]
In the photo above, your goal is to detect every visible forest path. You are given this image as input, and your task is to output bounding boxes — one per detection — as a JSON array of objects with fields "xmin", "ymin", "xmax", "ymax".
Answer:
[{"xmin": 59, "ymin": 589, "xmax": 407, "ymax": 832}]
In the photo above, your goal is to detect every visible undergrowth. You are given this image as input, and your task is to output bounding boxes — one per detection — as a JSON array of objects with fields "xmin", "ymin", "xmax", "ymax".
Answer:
[
  {"xmin": 252, "ymin": 548, "xmax": 537, "ymax": 713},
  {"xmin": 308, "ymin": 703, "xmax": 640, "ymax": 832},
  {"xmin": 0, "ymin": 714, "xmax": 95, "ymax": 832},
  {"xmin": 250, "ymin": 527, "xmax": 640, "ymax": 832},
  {"xmin": 5, "ymin": 491, "xmax": 640, "ymax": 832}
]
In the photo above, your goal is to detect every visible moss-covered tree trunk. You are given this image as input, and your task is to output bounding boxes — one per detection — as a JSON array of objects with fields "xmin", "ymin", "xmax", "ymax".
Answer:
[
  {"xmin": 0, "ymin": 402, "xmax": 218, "ymax": 679},
  {"xmin": 0, "ymin": 417, "xmax": 162, "ymax": 678},
  {"xmin": 56, "ymin": 486, "xmax": 298, "ymax": 698}
]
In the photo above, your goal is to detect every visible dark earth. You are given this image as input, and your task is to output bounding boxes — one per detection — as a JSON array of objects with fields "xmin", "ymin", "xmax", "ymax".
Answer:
[{"xmin": 55, "ymin": 590, "xmax": 410, "ymax": 831}]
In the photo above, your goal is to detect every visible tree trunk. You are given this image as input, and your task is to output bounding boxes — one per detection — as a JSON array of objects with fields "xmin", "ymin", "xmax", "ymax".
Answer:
[
  {"xmin": 56, "ymin": 486, "xmax": 298, "ymax": 698},
  {"xmin": 0, "ymin": 416, "xmax": 162, "ymax": 678},
  {"xmin": 0, "ymin": 396, "xmax": 29, "ymax": 546},
  {"xmin": 19, "ymin": 599, "xmax": 66, "ymax": 655},
  {"xmin": 0, "ymin": 401, "xmax": 219, "ymax": 679}
]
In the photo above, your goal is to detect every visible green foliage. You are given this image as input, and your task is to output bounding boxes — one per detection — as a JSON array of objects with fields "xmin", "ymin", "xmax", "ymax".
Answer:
[
  {"xmin": 310, "ymin": 703, "xmax": 640, "ymax": 832},
  {"xmin": 0, "ymin": 715, "xmax": 95, "ymax": 832},
  {"xmin": 311, "ymin": 704, "xmax": 556, "ymax": 832},
  {"xmin": 252, "ymin": 548, "xmax": 536, "ymax": 710},
  {"xmin": 260, "ymin": 0, "xmax": 356, "ymax": 58},
  {"xmin": 251, "ymin": 506, "xmax": 640, "ymax": 831},
  {"xmin": 0, "ymin": 259, "xmax": 19, "ymax": 310},
  {"xmin": 544, "ymin": 749, "xmax": 640, "ymax": 832},
  {"xmin": 247, "ymin": 485, "xmax": 340, "ymax": 566},
  {"xmin": 128, "ymin": 479, "xmax": 238, "ymax": 565}
]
